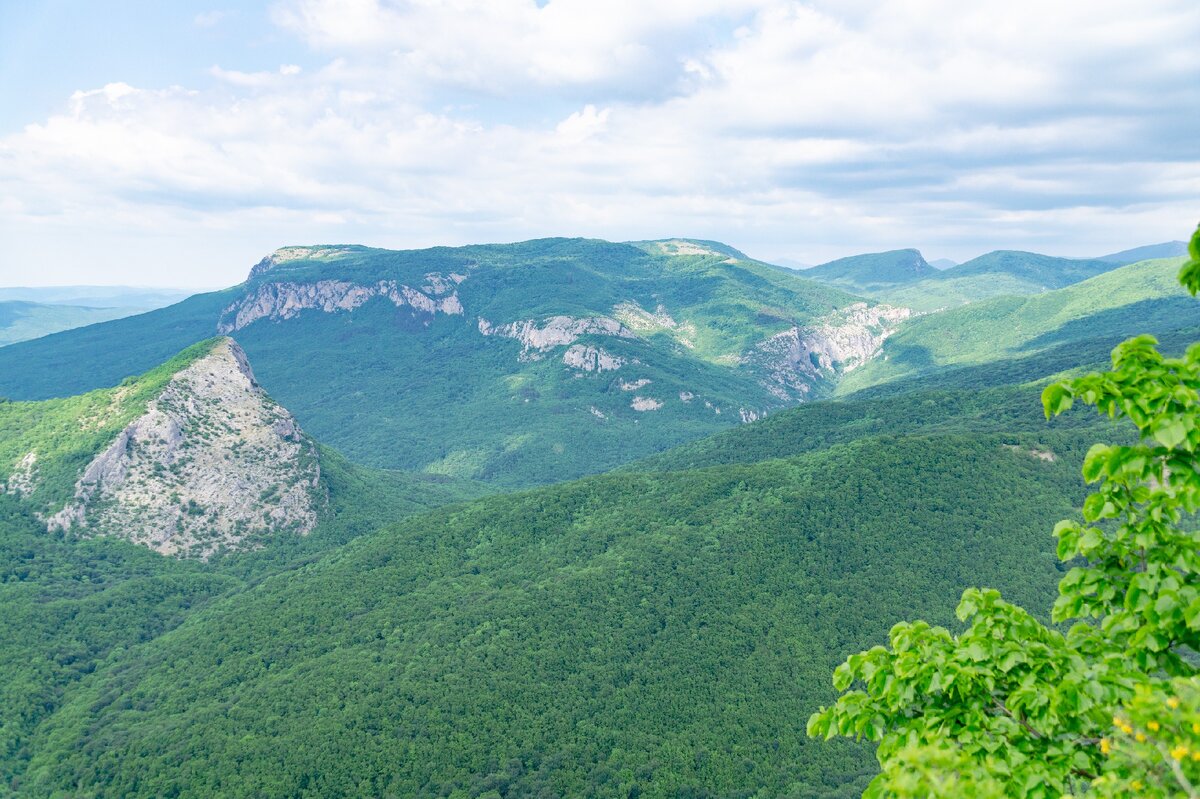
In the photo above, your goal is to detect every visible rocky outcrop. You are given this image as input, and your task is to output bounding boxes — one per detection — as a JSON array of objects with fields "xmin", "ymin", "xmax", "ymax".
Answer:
[
  {"xmin": 47, "ymin": 339, "xmax": 325, "ymax": 559},
  {"xmin": 2, "ymin": 451, "xmax": 38, "ymax": 497},
  {"xmin": 478, "ymin": 315, "xmax": 633, "ymax": 360},
  {"xmin": 563, "ymin": 344, "xmax": 625, "ymax": 372},
  {"xmin": 613, "ymin": 301, "xmax": 698, "ymax": 348},
  {"xmin": 748, "ymin": 302, "xmax": 911, "ymax": 400},
  {"xmin": 631, "ymin": 396, "xmax": 663, "ymax": 411},
  {"xmin": 218, "ymin": 278, "xmax": 464, "ymax": 333},
  {"xmin": 739, "ymin": 408, "xmax": 765, "ymax": 423},
  {"xmin": 247, "ymin": 246, "xmax": 355, "ymax": 279}
]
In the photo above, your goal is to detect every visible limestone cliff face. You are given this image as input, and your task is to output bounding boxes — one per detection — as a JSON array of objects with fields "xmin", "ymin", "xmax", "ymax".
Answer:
[
  {"xmin": 748, "ymin": 303, "xmax": 911, "ymax": 400},
  {"xmin": 48, "ymin": 339, "xmax": 325, "ymax": 558},
  {"xmin": 477, "ymin": 315, "xmax": 634, "ymax": 360},
  {"xmin": 247, "ymin": 246, "xmax": 355, "ymax": 279},
  {"xmin": 562, "ymin": 344, "xmax": 625, "ymax": 372},
  {"xmin": 218, "ymin": 278, "xmax": 464, "ymax": 333},
  {"xmin": 2, "ymin": 451, "xmax": 38, "ymax": 497}
]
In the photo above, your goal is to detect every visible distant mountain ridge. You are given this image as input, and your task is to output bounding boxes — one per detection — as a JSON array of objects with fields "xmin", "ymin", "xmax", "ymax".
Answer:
[
  {"xmin": 839, "ymin": 255, "xmax": 1196, "ymax": 394},
  {"xmin": 1096, "ymin": 240, "xmax": 1188, "ymax": 264},
  {"xmin": 0, "ymin": 285, "xmax": 200, "ymax": 308},
  {"xmin": 0, "ymin": 237, "xmax": 906, "ymax": 487},
  {"xmin": 802, "ymin": 243, "xmax": 1174, "ymax": 310},
  {"xmin": 0, "ymin": 301, "xmax": 140, "ymax": 347},
  {"xmin": 803, "ymin": 248, "xmax": 938, "ymax": 292},
  {"xmin": 948, "ymin": 249, "xmax": 1116, "ymax": 286}
]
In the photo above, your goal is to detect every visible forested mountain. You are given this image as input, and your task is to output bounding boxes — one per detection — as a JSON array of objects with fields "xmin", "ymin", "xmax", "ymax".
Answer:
[
  {"xmin": 9, "ymin": 427, "xmax": 1090, "ymax": 798},
  {"xmin": 0, "ymin": 287, "xmax": 201, "ymax": 346},
  {"xmin": 801, "ymin": 246, "xmax": 1132, "ymax": 313},
  {"xmin": 802, "ymin": 249, "xmax": 937, "ymax": 293},
  {"xmin": 872, "ymin": 250, "xmax": 1126, "ymax": 311},
  {"xmin": 0, "ymin": 238, "xmax": 909, "ymax": 487},
  {"xmin": 0, "ymin": 300, "xmax": 138, "ymax": 346},
  {"xmin": 839, "ymin": 256, "xmax": 1197, "ymax": 394},
  {"xmin": 1096, "ymin": 240, "xmax": 1188, "ymax": 263},
  {"xmin": 0, "ymin": 233, "xmax": 1191, "ymax": 798}
]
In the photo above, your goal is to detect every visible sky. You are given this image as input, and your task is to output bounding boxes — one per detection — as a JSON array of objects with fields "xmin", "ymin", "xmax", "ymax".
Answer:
[{"xmin": 0, "ymin": 0, "xmax": 1197, "ymax": 287}]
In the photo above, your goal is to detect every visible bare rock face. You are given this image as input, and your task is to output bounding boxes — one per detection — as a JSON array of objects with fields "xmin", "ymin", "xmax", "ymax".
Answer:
[
  {"xmin": 748, "ymin": 302, "xmax": 911, "ymax": 400},
  {"xmin": 47, "ymin": 339, "xmax": 325, "ymax": 558},
  {"xmin": 218, "ymin": 278, "xmax": 464, "ymax": 333},
  {"xmin": 247, "ymin": 246, "xmax": 355, "ymax": 279},
  {"xmin": 477, "ymin": 315, "xmax": 634, "ymax": 360},
  {"xmin": 630, "ymin": 396, "xmax": 663, "ymax": 411},
  {"xmin": 613, "ymin": 301, "xmax": 698, "ymax": 349},
  {"xmin": 563, "ymin": 344, "xmax": 625, "ymax": 372},
  {"xmin": 2, "ymin": 451, "xmax": 39, "ymax": 497}
]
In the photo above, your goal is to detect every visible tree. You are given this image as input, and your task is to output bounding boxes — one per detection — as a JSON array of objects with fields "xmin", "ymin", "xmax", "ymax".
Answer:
[{"xmin": 808, "ymin": 224, "xmax": 1200, "ymax": 798}]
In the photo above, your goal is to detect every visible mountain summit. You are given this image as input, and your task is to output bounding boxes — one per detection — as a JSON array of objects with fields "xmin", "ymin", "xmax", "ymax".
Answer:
[
  {"xmin": 2, "ymin": 338, "xmax": 325, "ymax": 558},
  {"xmin": 803, "ymin": 248, "xmax": 937, "ymax": 293},
  {"xmin": 0, "ymin": 238, "xmax": 908, "ymax": 486}
]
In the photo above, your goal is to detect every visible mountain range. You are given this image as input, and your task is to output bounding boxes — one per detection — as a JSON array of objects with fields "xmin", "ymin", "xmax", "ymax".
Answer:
[
  {"xmin": 0, "ymin": 286, "xmax": 201, "ymax": 347},
  {"xmin": 0, "ymin": 233, "xmax": 1193, "ymax": 797}
]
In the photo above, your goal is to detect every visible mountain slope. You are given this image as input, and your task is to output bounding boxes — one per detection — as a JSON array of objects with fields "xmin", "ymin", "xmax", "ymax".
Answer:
[
  {"xmin": 877, "ymin": 250, "xmax": 1123, "ymax": 311},
  {"xmin": 0, "ymin": 337, "xmax": 487, "ymax": 558},
  {"xmin": 1097, "ymin": 240, "xmax": 1188, "ymax": 264},
  {"xmin": 0, "ymin": 290, "xmax": 234, "ymax": 400},
  {"xmin": 14, "ymin": 430, "xmax": 1085, "ymax": 798},
  {"xmin": 0, "ymin": 238, "xmax": 906, "ymax": 487},
  {"xmin": 0, "ymin": 338, "xmax": 324, "ymax": 558},
  {"xmin": 627, "ymin": 381, "xmax": 1111, "ymax": 475},
  {"xmin": 839, "ymin": 256, "xmax": 1196, "ymax": 394},
  {"xmin": 0, "ymin": 301, "xmax": 144, "ymax": 347},
  {"xmin": 0, "ymin": 286, "xmax": 197, "ymax": 308},
  {"xmin": 0, "ymin": 341, "xmax": 491, "ymax": 778},
  {"xmin": 803, "ymin": 249, "xmax": 937, "ymax": 293}
]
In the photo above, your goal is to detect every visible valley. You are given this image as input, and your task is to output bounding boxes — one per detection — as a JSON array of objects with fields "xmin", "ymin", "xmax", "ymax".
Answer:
[{"xmin": 0, "ymin": 233, "xmax": 1195, "ymax": 797}]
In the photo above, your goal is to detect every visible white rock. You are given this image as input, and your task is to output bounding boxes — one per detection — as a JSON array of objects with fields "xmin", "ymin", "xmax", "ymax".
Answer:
[
  {"xmin": 478, "ymin": 315, "xmax": 634, "ymax": 360},
  {"xmin": 47, "ymin": 339, "xmax": 325, "ymax": 559},
  {"xmin": 218, "ymin": 279, "xmax": 463, "ymax": 332},
  {"xmin": 563, "ymin": 345, "xmax": 625, "ymax": 372}
]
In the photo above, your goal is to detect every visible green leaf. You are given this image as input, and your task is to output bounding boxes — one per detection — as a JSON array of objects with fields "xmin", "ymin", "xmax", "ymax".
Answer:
[
  {"xmin": 1041, "ymin": 383, "xmax": 1073, "ymax": 418},
  {"xmin": 1081, "ymin": 444, "xmax": 1111, "ymax": 483},
  {"xmin": 1152, "ymin": 417, "xmax": 1188, "ymax": 449}
]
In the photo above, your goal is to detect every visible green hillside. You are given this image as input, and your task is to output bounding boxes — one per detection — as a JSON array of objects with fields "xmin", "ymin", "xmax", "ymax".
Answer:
[
  {"xmin": 802, "ymin": 249, "xmax": 937, "ymax": 293},
  {"xmin": 0, "ymin": 301, "xmax": 143, "ymax": 347},
  {"xmin": 628, "ymin": 382, "xmax": 1113, "ymax": 475},
  {"xmin": 0, "ymin": 346, "xmax": 490, "ymax": 779},
  {"xmin": 840, "ymin": 256, "xmax": 1196, "ymax": 394},
  {"xmin": 11, "ymin": 429, "xmax": 1087, "ymax": 798},
  {"xmin": 0, "ymin": 290, "xmax": 236, "ymax": 399},
  {"xmin": 0, "ymin": 339, "xmax": 221, "ymax": 513},
  {"xmin": 1096, "ymin": 240, "xmax": 1188, "ymax": 264},
  {"xmin": 0, "ymin": 269, "xmax": 1186, "ymax": 796},
  {"xmin": 876, "ymin": 250, "xmax": 1123, "ymax": 311},
  {"xmin": 0, "ymin": 238, "xmax": 879, "ymax": 488}
]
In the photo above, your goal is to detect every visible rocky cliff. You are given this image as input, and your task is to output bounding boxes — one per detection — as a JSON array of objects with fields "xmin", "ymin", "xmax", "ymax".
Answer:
[
  {"xmin": 477, "ymin": 315, "xmax": 634, "ymax": 360},
  {"xmin": 747, "ymin": 302, "xmax": 912, "ymax": 399},
  {"xmin": 218, "ymin": 278, "xmax": 464, "ymax": 333},
  {"xmin": 48, "ymin": 338, "xmax": 325, "ymax": 558}
]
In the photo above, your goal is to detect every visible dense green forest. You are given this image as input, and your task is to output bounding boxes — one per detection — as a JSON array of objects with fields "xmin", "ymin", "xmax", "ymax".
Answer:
[
  {"xmin": 0, "ymin": 302, "xmax": 143, "ymax": 347},
  {"xmin": 0, "ymin": 239, "xmax": 870, "ymax": 487},
  {"xmin": 12, "ymin": 432, "xmax": 1088, "ymax": 798},
  {"xmin": 1, "ymin": 236, "xmax": 1194, "ymax": 797},
  {"xmin": 838, "ymin": 256, "xmax": 1197, "ymax": 394}
]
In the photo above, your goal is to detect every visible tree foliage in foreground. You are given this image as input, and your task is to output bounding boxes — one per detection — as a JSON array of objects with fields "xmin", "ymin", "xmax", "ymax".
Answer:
[{"xmin": 809, "ymin": 224, "xmax": 1200, "ymax": 798}]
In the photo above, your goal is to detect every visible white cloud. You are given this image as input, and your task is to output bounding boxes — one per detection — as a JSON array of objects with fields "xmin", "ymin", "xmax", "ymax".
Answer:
[{"xmin": 1, "ymin": 0, "xmax": 1198, "ymax": 285}]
